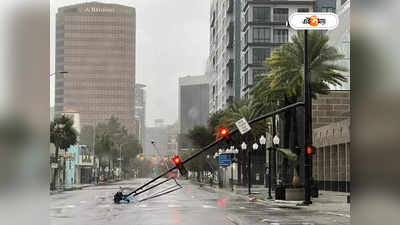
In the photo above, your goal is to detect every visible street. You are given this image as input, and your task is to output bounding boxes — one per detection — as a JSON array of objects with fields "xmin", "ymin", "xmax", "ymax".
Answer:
[{"xmin": 50, "ymin": 178, "xmax": 350, "ymax": 225}]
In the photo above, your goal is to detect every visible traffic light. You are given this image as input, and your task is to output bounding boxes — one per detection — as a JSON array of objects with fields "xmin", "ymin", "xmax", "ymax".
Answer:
[
  {"xmin": 219, "ymin": 127, "xmax": 229, "ymax": 139},
  {"xmin": 172, "ymin": 156, "xmax": 187, "ymax": 176},
  {"xmin": 307, "ymin": 145, "xmax": 316, "ymax": 155}
]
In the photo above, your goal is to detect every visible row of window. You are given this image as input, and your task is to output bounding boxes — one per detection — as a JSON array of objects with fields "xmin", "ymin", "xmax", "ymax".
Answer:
[
  {"xmin": 243, "ymin": 47, "xmax": 271, "ymax": 68},
  {"xmin": 63, "ymin": 16, "xmax": 134, "ymax": 23},
  {"xmin": 245, "ymin": 7, "xmax": 310, "ymax": 23},
  {"xmin": 244, "ymin": 28, "xmax": 288, "ymax": 44},
  {"xmin": 64, "ymin": 24, "xmax": 134, "ymax": 31},
  {"xmin": 242, "ymin": 69, "xmax": 266, "ymax": 87}
]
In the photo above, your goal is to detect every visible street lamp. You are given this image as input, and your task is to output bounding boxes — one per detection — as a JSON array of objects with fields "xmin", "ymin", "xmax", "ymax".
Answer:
[
  {"xmin": 119, "ymin": 143, "xmax": 129, "ymax": 180},
  {"xmin": 260, "ymin": 135, "xmax": 273, "ymax": 199},
  {"xmin": 273, "ymin": 135, "xmax": 280, "ymax": 145}
]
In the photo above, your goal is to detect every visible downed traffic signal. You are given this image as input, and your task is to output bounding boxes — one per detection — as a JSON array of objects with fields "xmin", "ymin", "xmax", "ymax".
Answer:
[
  {"xmin": 307, "ymin": 145, "xmax": 316, "ymax": 155},
  {"xmin": 172, "ymin": 156, "xmax": 187, "ymax": 176},
  {"xmin": 219, "ymin": 127, "xmax": 229, "ymax": 138}
]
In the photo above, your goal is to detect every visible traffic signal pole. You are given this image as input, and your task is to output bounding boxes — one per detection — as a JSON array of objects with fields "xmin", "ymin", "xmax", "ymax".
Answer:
[{"xmin": 303, "ymin": 30, "xmax": 312, "ymax": 205}]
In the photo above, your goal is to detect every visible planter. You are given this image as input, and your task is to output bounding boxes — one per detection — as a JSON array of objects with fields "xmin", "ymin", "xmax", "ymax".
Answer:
[{"xmin": 285, "ymin": 187, "xmax": 305, "ymax": 201}]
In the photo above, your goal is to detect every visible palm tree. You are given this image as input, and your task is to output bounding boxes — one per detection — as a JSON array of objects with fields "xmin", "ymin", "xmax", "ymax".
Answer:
[
  {"xmin": 50, "ymin": 115, "xmax": 78, "ymax": 190},
  {"xmin": 252, "ymin": 31, "xmax": 348, "ymax": 185},
  {"xmin": 219, "ymin": 99, "xmax": 270, "ymax": 139}
]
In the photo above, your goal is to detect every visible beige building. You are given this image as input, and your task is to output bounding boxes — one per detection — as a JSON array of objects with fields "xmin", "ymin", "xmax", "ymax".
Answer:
[{"xmin": 55, "ymin": 2, "xmax": 137, "ymax": 134}]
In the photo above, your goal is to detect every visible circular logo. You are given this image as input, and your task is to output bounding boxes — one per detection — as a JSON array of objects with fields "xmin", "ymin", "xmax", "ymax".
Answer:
[{"xmin": 309, "ymin": 15, "xmax": 320, "ymax": 27}]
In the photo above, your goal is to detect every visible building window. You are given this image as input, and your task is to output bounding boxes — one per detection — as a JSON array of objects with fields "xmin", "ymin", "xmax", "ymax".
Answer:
[
  {"xmin": 273, "ymin": 29, "xmax": 288, "ymax": 43},
  {"xmin": 253, "ymin": 27, "xmax": 271, "ymax": 43},
  {"xmin": 321, "ymin": 7, "xmax": 335, "ymax": 13},
  {"xmin": 244, "ymin": 51, "xmax": 249, "ymax": 66},
  {"xmin": 298, "ymin": 8, "xmax": 309, "ymax": 12},
  {"xmin": 244, "ymin": 30, "xmax": 248, "ymax": 45},
  {"xmin": 253, "ymin": 48, "xmax": 271, "ymax": 65},
  {"xmin": 253, "ymin": 7, "xmax": 271, "ymax": 22},
  {"xmin": 253, "ymin": 69, "xmax": 265, "ymax": 84},
  {"xmin": 273, "ymin": 8, "xmax": 288, "ymax": 22},
  {"xmin": 244, "ymin": 72, "xmax": 248, "ymax": 86},
  {"xmin": 245, "ymin": 10, "xmax": 249, "ymax": 24}
]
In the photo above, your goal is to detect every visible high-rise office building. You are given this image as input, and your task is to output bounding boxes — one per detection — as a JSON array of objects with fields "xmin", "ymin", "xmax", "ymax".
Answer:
[
  {"xmin": 55, "ymin": 2, "xmax": 136, "ymax": 134},
  {"xmin": 135, "ymin": 83, "xmax": 146, "ymax": 148},
  {"xmin": 240, "ymin": 0, "xmax": 314, "ymax": 99},
  {"xmin": 178, "ymin": 75, "xmax": 209, "ymax": 151}
]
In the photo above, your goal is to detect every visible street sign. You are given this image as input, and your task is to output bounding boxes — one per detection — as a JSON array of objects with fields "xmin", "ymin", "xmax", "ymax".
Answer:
[
  {"xmin": 219, "ymin": 154, "xmax": 232, "ymax": 167},
  {"xmin": 289, "ymin": 13, "xmax": 339, "ymax": 30},
  {"xmin": 235, "ymin": 118, "xmax": 251, "ymax": 135},
  {"xmin": 51, "ymin": 163, "xmax": 58, "ymax": 169}
]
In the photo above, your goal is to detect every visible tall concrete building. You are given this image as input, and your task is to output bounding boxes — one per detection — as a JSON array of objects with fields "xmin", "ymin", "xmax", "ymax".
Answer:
[
  {"xmin": 55, "ymin": 2, "xmax": 137, "ymax": 134},
  {"xmin": 240, "ymin": 0, "xmax": 314, "ymax": 99},
  {"xmin": 208, "ymin": 0, "xmax": 241, "ymax": 113},
  {"xmin": 135, "ymin": 83, "xmax": 146, "ymax": 149},
  {"xmin": 178, "ymin": 75, "xmax": 209, "ymax": 151}
]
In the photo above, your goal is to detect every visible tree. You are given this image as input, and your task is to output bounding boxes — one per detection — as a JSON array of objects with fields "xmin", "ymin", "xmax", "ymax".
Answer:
[
  {"xmin": 50, "ymin": 115, "xmax": 78, "ymax": 190},
  {"xmin": 208, "ymin": 110, "xmax": 227, "ymax": 137},
  {"xmin": 186, "ymin": 126, "xmax": 216, "ymax": 181},
  {"xmin": 252, "ymin": 31, "xmax": 348, "ymax": 185}
]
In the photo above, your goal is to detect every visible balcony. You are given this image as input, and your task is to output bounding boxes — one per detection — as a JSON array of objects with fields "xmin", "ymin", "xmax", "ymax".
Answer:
[
  {"xmin": 226, "ymin": 96, "xmax": 234, "ymax": 104},
  {"xmin": 226, "ymin": 59, "xmax": 234, "ymax": 85},
  {"xmin": 227, "ymin": 0, "xmax": 233, "ymax": 14}
]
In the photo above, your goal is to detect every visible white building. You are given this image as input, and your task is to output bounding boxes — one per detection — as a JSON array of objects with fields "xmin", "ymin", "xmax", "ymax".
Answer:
[{"xmin": 208, "ymin": 0, "xmax": 237, "ymax": 113}]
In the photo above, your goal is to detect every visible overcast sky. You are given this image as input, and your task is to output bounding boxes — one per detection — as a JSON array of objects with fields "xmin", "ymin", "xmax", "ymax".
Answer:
[{"xmin": 50, "ymin": 0, "xmax": 210, "ymax": 127}]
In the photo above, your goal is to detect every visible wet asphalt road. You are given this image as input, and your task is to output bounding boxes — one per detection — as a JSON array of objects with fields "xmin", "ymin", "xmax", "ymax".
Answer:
[{"xmin": 50, "ymin": 178, "xmax": 349, "ymax": 225}]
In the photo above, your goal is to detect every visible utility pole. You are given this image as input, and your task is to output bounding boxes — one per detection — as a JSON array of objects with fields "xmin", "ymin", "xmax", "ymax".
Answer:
[{"xmin": 303, "ymin": 30, "xmax": 312, "ymax": 205}]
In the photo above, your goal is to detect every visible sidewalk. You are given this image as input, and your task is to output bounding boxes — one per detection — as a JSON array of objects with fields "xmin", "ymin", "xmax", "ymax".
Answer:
[
  {"xmin": 50, "ymin": 180, "xmax": 119, "ymax": 195},
  {"xmin": 192, "ymin": 180, "xmax": 350, "ymax": 218}
]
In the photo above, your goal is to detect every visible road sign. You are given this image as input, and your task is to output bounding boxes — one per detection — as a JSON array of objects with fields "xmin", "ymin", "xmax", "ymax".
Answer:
[
  {"xmin": 51, "ymin": 163, "xmax": 58, "ymax": 169},
  {"xmin": 219, "ymin": 154, "xmax": 232, "ymax": 167},
  {"xmin": 289, "ymin": 13, "xmax": 339, "ymax": 30},
  {"xmin": 235, "ymin": 118, "xmax": 251, "ymax": 135}
]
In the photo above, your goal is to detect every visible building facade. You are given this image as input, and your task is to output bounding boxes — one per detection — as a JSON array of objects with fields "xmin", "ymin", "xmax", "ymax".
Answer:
[
  {"xmin": 178, "ymin": 75, "xmax": 209, "ymax": 151},
  {"xmin": 55, "ymin": 2, "xmax": 137, "ymax": 134},
  {"xmin": 135, "ymin": 83, "xmax": 146, "ymax": 149},
  {"xmin": 240, "ymin": 0, "xmax": 314, "ymax": 99},
  {"xmin": 208, "ymin": 0, "xmax": 241, "ymax": 113}
]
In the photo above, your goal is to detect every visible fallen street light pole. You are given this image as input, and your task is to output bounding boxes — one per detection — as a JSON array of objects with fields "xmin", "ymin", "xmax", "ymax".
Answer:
[{"xmin": 116, "ymin": 101, "xmax": 305, "ymax": 203}]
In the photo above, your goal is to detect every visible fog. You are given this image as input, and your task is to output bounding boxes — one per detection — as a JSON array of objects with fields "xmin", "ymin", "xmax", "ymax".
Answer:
[{"xmin": 50, "ymin": 0, "xmax": 210, "ymax": 126}]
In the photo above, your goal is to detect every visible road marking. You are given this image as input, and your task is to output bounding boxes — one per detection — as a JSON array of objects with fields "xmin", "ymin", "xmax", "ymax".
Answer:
[
  {"xmin": 98, "ymin": 204, "xmax": 110, "ymax": 208},
  {"xmin": 325, "ymin": 212, "xmax": 350, "ymax": 218},
  {"xmin": 202, "ymin": 205, "xmax": 216, "ymax": 208},
  {"xmin": 64, "ymin": 205, "xmax": 76, "ymax": 208},
  {"xmin": 167, "ymin": 204, "xmax": 181, "ymax": 208},
  {"xmin": 239, "ymin": 206, "xmax": 246, "ymax": 209}
]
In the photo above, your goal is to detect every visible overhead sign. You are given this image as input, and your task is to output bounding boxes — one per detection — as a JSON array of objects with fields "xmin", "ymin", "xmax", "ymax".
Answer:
[
  {"xmin": 219, "ymin": 154, "xmax": 232, "ymax": 167},
  {"xmin": 235, "ymin": 118, "xmax": 251, "ymax": 135},
  {"xmin": 289, "ymin": 13, "xmax": 339, "ymax": 30}
]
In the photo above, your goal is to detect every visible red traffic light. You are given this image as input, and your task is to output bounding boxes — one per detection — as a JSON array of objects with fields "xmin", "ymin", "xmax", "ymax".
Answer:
[
  {"xmin": 307, "ymin": 146, "xmax": 316, "ymax": 155},
  {"xmin": 172, "ymin": 155, "xmax": 187, "ymax": 176},
  {"xmin": 219, "ymin": 127, "xmax": 229, "ymax": 138},
  {"xmin": 172, "ymin": 156, "xmax": 182, "ymax": 165}
]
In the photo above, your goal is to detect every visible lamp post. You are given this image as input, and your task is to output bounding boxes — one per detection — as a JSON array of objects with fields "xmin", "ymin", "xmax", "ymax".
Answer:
[
  {"xmin": 119, "ymin": 143, "xmax": 129, "ymax": 180},
  {"xmin": 241, "ymin": 142, "xmax": 252, "ymax": 195},
  {"xmin": 273, "ymin": 135, "xmax": 280, "ymax": 187},
  {"xmin": 260, "ymin": 135, "xmax": 272, "ymax": 199}
]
